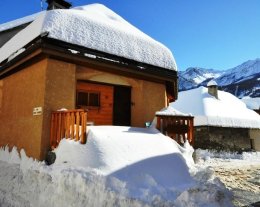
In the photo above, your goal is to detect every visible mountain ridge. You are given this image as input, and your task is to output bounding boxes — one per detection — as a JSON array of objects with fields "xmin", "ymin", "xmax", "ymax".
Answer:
[{"xmin": 178, "ymin": 58, "xmax": 260, "ymax": 98}]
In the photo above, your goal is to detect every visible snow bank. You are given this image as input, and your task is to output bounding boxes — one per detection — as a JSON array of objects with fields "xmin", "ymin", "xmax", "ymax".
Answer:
[
  {"xmin": 0, "ymin": 4, "xmax": 177, "ymax": 71},
  {"xmin": 0, "ymin": 137, "xmax": 233, "ymax": 206},
  {"xmin": 171, "ymin": 86, "xmax": 260, "ymax": 128},
  {"xmin": 195, "ymin": 148, "xmax": 260, "ymax": 162},
  {"xmin": 54, "ymin": 126, "xmax": 194, "ymax": 188}
]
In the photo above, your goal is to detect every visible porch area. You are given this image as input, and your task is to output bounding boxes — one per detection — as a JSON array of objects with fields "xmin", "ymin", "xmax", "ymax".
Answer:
[
  {"xmin": 156, "ymin": 115, "xmax": 194, "ymax": 146},
  {"xmin": 50, "ymin": 109, "xmax": 87, "ymax": 149},
  {"xmin": 50, "ymin": 108, "xmax": 195, "ymax": 150}
]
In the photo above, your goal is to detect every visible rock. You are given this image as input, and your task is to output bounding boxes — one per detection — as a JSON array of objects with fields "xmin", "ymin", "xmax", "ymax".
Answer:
[{"xmin": 45, "ymin": 151, "xmax": 56, "ymax": 165}]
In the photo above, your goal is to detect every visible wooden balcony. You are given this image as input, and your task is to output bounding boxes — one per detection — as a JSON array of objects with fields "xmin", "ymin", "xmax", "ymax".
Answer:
[
  {"xmin": 50, "ymin": 109, "xmax": 87, "ymax": 149},
  {"xmin": 156, "ymin": 115, "xmax": 194, "ymax": 146}
]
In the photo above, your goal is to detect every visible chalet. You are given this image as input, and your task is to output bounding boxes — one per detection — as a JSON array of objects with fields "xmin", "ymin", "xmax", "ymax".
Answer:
[
  {"xmin": 0, "ymin": 2, "xmax": 178, "ymax": 160},
  {"xmin": 171, "ymin": 81, "xmax": 260, "ymax": 151}
]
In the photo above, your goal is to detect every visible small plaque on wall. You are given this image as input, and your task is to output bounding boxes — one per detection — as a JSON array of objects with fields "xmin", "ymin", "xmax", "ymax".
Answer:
[{"xmin": 33, "ymin": 107, "xmax": 42, "ymax": 116}]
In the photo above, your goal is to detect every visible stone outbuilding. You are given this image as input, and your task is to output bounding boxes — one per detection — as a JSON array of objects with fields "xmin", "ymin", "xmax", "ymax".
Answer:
[{"xmin": 171, "ymin": 85, "xmax": 260, "ymax": 151}]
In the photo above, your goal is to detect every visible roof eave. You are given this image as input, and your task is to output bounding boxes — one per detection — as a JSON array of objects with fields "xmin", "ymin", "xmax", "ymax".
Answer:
[
  {"xmin": 0, "ymin": 36, "xmax": 178, "ymax": 83},
  {"xmin": 42, "ymin": 37, "xmax": 177, "ymax": 81}
]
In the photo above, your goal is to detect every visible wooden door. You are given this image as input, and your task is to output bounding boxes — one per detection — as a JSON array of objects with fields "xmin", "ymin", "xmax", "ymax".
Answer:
[{"xmin": 113, "ymin": 86, "xmax": 131, "ymax": 126}]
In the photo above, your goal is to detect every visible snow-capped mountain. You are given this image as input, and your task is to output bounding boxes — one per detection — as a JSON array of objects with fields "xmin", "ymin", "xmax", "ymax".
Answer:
[
  {"xmin": 179, "ymin": 67, "xmax": 223, "ymax": 91},
  {"xmin": 179, "ymin": 58, "xmax": 260, "ymax": 98}
]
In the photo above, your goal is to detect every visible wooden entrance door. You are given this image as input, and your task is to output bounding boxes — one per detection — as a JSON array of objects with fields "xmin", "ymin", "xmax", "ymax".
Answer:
[{"xmin": 113, "ymin": 86, "xmax": 131, "ymax": 126}]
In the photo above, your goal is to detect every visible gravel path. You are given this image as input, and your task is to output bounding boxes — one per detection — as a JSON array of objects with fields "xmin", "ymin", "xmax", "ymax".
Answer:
[
  {"xmin": 212, "ymin": 164, "xmax": 260, "ymax": 207},
  {"xmin": 195, "ymin": 150, "xmax": 260, "ymax": 207}
]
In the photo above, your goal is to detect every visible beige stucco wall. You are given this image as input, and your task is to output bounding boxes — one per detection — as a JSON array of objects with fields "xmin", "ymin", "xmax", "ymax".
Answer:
[
  {"xmin": 0, "ymin": 59, "xmax": 47, "ymax": 159},
  {"xmin": 249, "ymin": 129, "xmax": 260, "ymax": 151},
  {"xmin": 0, "ymin": 59, "xmax": 166, "ymax": 160},
  {"xmin": 41, "ymin": 59, "xmax": 76, "ymax": 159},
  {"xmin": 76, "ymin": 66, "xmax": 167, "ymax": 127},
  {"xmin": 0, "ymin": 58, "xmax": 76, "ymax": 160}
]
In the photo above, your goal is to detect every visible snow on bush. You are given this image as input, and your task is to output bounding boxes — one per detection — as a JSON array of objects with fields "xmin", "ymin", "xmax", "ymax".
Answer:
[{"xmin": 0, "ymin": 127, "xmax": 234, "ymax": 206}]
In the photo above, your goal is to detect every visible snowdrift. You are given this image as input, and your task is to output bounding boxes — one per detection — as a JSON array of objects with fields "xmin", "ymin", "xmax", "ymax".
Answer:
[
  {"xmin": 0, "ymin": 126, "xmax": 234, "ymax": 206},
  {"xmin": 54, "ymin": 126, "xmax": 194, "ymax": 188}
]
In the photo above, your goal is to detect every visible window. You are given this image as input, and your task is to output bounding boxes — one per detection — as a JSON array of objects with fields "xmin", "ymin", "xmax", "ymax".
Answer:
[{"xmin": 77, "ymin": 91, "xmax": 100, "ymax": 108}]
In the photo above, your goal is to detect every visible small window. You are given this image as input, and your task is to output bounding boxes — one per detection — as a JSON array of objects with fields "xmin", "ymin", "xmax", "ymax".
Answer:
[{"xmin": 77, "ymin": 91, "xmax": 100, "ymax": 108}]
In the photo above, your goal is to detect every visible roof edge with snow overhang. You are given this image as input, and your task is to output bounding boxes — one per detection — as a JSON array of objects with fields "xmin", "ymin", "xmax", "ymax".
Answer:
[
  {"xmin": 171, "ymin": 87, "xmax": 260, "ymax": 129},
  {"xmin": 0, "ymin": 4, "xmax": 177, "ymax": 71},
  {"xmin": 156, "ymin": 106, "xmax": 193, "ymax": 117},
  {"xmin": 0, "ymin": 35, "xmax": 177, "ymax": 84}
]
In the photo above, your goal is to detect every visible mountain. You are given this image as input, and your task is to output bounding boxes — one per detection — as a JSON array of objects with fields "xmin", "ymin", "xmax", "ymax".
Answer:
[
  {"xmin": 179, "ymin": 67, "xmax": 223, "ymax": 91},
  {"xmin": 179, "ymin": 58, "xmax": 260, "ymax": 98}
]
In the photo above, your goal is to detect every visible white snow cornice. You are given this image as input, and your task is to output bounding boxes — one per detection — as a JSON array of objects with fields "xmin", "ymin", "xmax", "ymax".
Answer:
[{"xmin": 0, "ymin": 4, "xmax": 177, "ymax": 71}]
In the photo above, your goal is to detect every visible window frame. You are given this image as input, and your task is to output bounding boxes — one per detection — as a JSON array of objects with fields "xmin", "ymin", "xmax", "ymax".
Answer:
[{"xmin": 76, "ymin": 90, "xmax": 101, "ymax": 109}]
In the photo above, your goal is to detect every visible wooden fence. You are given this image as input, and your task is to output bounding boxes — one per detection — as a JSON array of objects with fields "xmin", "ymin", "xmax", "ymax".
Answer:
[
  {"xmin": 156, "ymin": 115, "xmax": 194, "ymax": 145},
  {"xmin": 50, "ymin": 109, "xmax": 87, "ymax": 149}
]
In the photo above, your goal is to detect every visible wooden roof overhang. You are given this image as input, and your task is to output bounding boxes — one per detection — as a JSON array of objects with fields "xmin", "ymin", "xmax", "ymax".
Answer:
[{"xmin": 0, "ymin": 35, "xmax": 178, "ymax": 100}]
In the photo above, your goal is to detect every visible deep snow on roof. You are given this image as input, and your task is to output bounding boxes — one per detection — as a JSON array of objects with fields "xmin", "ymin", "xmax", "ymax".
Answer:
[
  {"xmin": 171, "ymin": 86, "xmax": 260, "ymax": 128},
  {"xmin": 241, "ymin": 97, "xmax": 260, "ymax": 110},
  {"xmin": 0, "ymin": 12, "xmax": 42, "ymax": 33},
  {"xmin": 0, "ymin": 4, "xmax": 177, "ymax": 70},
  {"xmin": 207, "ymin": 79, "xmax": 218, "ymax": 87},
  {"xmin": 156, "ymin": 105, "xmax": 192, "ymax": 116}
]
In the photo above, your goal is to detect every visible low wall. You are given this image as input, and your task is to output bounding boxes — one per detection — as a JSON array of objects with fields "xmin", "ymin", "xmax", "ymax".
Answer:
[
  {"xmin": 249, "ymin": 129, "xmax": 260, "ymax": 151},
  {"xmin": 194, "ymin": 126, "xmax": 251, "ymax": 151}
]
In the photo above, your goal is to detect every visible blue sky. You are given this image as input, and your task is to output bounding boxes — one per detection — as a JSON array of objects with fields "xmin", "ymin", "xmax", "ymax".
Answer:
[{"xmin": 0, "ymin": 0, "xmax": 260, "ymax": 71}]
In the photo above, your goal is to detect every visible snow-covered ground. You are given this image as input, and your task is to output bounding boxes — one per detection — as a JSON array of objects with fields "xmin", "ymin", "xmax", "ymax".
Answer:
[
  {"xmin": 1, "ymin": 126, "xmax": 254, "ymax": 207},
  {"xmin": 195, "ymin": 149, "xmax": 260, "ymax": 207}
]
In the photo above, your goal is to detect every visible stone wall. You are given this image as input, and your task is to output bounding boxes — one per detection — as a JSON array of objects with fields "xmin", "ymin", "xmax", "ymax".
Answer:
[
  {"xmin": 249, "ymin": 129, "xmax": 260, "ymax": 151},
  {"xmin": 194, "ymin": 126, "xmax": 251, "ymax": 151}
]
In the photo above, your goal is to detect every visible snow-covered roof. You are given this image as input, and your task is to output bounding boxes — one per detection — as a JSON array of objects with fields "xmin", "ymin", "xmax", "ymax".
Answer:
[
  {"xmin": 0, "ymin": 4, "xmax": 177, "ymax": 71},
  {"xmin": 241, "ymin": 97, "xmax": 260, "ymax": 110},
  {"xmin": 156, "ymin": 105, "xmax": 192, "ymax": 116},
  {"xmin": 207, "ymin": 80, "xmax": 218, "ymax": 87},
  {"xmin": 0, "ymin": 12, "xmax": 41, "ymax": 32},
  {"xmin": 171, "ymin": 86, "xmax": 260, "ymax": 128}
]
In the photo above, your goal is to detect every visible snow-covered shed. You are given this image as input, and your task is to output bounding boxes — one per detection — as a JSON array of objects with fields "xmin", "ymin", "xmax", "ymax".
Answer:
[
  {"xmin": 0, "ymin": 3, "xmax": 178, "ymax": 160},
  {"xmin": 171, "ymin": 86, "xmax": 260, "ymax": 151}
]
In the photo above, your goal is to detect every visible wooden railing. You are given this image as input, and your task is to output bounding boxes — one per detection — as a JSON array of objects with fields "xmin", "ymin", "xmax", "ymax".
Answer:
[
  {"xmin": 156, "ymin": 115, "xmax": 194, "ymax": 146},
  {"xmin": 50, "ymin": 109, "xmax": 87, "ymax": 149}
]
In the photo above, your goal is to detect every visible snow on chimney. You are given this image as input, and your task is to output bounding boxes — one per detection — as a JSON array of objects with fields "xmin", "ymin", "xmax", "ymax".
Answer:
[
  {"xmin": 207, "ymin": 80, "xmax": 218, "ymax": 99},
  {"xmin": 46, "ymin": 0, "xmax": 72, "ymax": 10}
]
